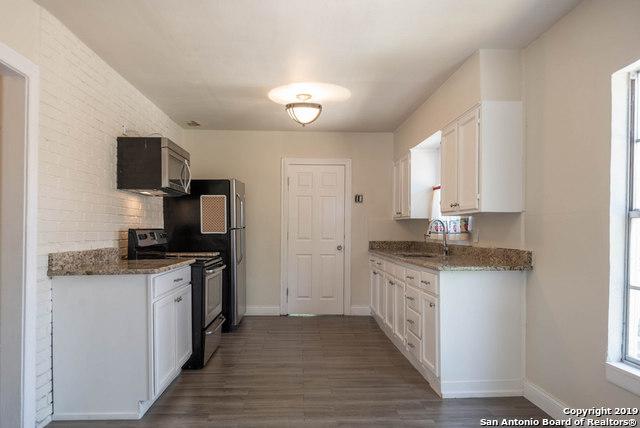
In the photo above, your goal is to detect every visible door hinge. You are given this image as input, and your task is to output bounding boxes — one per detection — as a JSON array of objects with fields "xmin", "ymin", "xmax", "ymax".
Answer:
[
  {"xmin": 286, "ymin": 288, "xmax": 289, "ymax": 302},
  {"xmin": 287, "ymin": 176, "xmax": 290, "ymax": 187},
  {"xmin": 477, "ymin": 193, "xmax": 480, "ymax": 200}
]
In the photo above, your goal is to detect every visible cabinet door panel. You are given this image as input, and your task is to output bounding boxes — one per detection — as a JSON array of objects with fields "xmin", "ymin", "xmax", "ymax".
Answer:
[
  {"xmin": 421, "ymin": 293, "xmax": 439, "ymax": 375},
  {"xmin": 153, "ymin": 293, "xmax": 175, "ymax": 396},
  {"xmin": 400, "ymin": 156, "xmax": 410, "ymax": 216},
  {"xmin": 394, "ymin": 281, "xmax": 405, "ymax": 340},
  {"xmin": 175, "ymin": 285, "xmax": 192, "ymax": 367},
  {"xmin": 440, "ymin": 124, "xmax": 458, "ymax": 213},
  {"xmin": 385, "ymin": 277, "xmax": 395, "ymax": 330},
  {"xmin": 376, "ymin": 271, "xmax": 384, "ymax": 317},
  {"xmin": 457, "ymin": 108, "xmax": 480, "ymax": 211},
  {"xmin": 370, "ymin": 270, "xmax": 378, "ymax": 314},
  {"xmin": 393, "ymin": 162, "xmax": 402, "ymax": 217}
]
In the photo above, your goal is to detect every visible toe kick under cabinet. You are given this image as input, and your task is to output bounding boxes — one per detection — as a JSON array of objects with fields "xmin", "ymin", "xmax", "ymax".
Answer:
[
  {"xmin": 369, "ymin": 254, "xmax": 525, "ymax": 398},
  {"xmin": 52, "ymin": 266, "xmax": 193, "ymax": 420}
]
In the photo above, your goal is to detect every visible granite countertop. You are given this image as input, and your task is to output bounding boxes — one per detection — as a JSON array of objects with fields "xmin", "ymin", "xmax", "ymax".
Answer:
[
  {"xmin": 369, "ymin": 241, "xmax": 532, "ymax": 272},
  {"xmin": 48, "ymin": 248, "xmax": 195, "ymax": 276}
]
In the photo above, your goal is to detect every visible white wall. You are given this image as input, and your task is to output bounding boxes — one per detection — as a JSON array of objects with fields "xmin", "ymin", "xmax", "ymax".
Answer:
[
  {"xmin": 0, "ymin": 1, "xmax": 185, "ymax": 424},
  {"xmin": 0, "ymin": 68, "xmax": 28, "ymax": 428},
  {"xmin": 523, "ymin": 0, "xmax": 640, "ymax": 410},
  {"xmin": 183, "ymin": 130, "xmax": 418, "ymax": 309}
]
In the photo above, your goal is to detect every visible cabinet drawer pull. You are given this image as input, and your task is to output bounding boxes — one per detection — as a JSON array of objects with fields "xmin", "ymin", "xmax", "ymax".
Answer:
[
  {"xmin": 420, "ymin": 280, "xmax": 431, "ymax": 285},
  {"xmin": 407, "ymin": 342, "xmax": 415, "ymax": 348},
  {"xmin": 389, "ymin": 281, "xmax": 395, "ymax": 285},
  {"xmin": 405, "ymin": 296, "xmax": 415, "ymax": 301},
  {"xmin": 376, "ymin": 262, "xmax": 382, "ymax": 266},
  {"xmin": 429, "ymin": 302, "xmax": 436, "ymax": 308},
  {"xmin": 173, "ymin": 277, "xmax": 184, "ymax": 283},
  {"xmin": 406, "ymin": 319, "xmax": 414, "ymax": 325},
  {"xmin": 373, "ymin": 272, "xmax": 378, "ymax": 276},
  {"xmin": 369, "ymin": 259, "xmax": 375, "ymax": 262},
  {"xmin": 406, "ymin": 275, "xmax": 414, "ymax": 280}
]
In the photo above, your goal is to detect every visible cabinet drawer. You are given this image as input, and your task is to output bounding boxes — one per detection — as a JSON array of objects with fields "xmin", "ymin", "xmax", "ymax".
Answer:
[
  {"xmin": 406, "ymin": 306, "xmax": 421, "ymax": 338},
  {"xmin": 405, "ymin": 285, "xmax": 420, "ymax": 312},
  {"xmin": 406, "ymin": 330, "xmax": 421, "ymax": 360},
  {"xmin": 419, "ymin": 271, "xmax": 438, "ymax": 295},
  {"xmin": 404, "ymin": 268, "xmax": 420, "ymax": 287},
  {"xmin": 153, "ymin": 266, "xmax": 191, "ymax": 299}
]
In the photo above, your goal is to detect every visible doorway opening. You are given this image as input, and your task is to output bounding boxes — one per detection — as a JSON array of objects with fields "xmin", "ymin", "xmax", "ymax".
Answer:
[
  {"xmin": 0, "ymin": 42, "xmax": 39, "ymax": 428},
  {"xmin": 280, "ymin": 158, "xmax": 352, "ymax": 315}
]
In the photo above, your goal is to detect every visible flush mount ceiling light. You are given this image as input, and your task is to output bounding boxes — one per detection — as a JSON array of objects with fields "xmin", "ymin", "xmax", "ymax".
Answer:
[
  {"xmin": 269, "ymin": 82, "xmax": 350, "ymax": 127},
  {"xmin": 285, "ymin": 94, "xmax": 322, "ymax": 126}
]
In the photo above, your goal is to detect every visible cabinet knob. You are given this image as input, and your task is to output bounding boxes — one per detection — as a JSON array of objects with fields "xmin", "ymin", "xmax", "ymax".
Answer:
[
  {"xmin": 429, "ymin": 302, "xmax": 435, "ymax": 308},
  {"xmin": 405, "ymin": 296, "xmax": 415, "ymax": 301},
  {"xmin": 420, "ymin": 280, "xmax": 431, "ymax": 285},
  {"xmin": 406, "ymin": 275, "xmax": 414, "ymax": 280},
  {"xmin": 407, "ymin": 342, "xmax": 415, "ymax": 349},
  {"xmin": 406, "ymin": 319, "xmax": 414, "ymax": 325},
  {"xmin": 175, "ymin": 296, "xmax": 183, "ymax": 303}
]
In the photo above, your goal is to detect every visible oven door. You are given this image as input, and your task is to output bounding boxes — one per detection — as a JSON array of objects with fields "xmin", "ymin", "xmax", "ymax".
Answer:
[{"xmin": 204, "ymin": 264, "xmax": 225, "ymax": 326}]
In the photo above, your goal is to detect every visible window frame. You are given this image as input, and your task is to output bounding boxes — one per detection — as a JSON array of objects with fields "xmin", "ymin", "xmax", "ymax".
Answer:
[{"xmin": 625, "ymin": 70, "xmax": 640, "ymax": 368}]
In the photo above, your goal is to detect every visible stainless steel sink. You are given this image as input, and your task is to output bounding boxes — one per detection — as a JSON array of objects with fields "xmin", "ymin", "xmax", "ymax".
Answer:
[{"xmin": 397, "ymin": 253, "xmax": 440, "ymax": 258}]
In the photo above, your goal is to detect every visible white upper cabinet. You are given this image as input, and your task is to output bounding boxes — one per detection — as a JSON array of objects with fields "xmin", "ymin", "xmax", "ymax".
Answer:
[
  {"xmin": 393, "ymin": 147, "xmax": 441, "ymax": 220},
  {"xmin": 440, "ymin": 101, "xmax": 523, "ymax": 215}
]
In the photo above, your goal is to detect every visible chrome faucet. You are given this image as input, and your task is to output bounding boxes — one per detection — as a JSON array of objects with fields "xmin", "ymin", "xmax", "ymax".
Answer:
[{"xmin": 425, "ymin": 219, "xmax": 449, "ymax": 257}]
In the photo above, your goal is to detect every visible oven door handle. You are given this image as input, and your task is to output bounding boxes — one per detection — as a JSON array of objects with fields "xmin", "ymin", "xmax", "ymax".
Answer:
[{"xmin": 205, "ymin": 265, "xmax": 226, "ymax": 275}]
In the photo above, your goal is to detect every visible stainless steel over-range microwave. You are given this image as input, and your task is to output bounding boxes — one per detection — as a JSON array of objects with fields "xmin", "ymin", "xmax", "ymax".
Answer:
[{"xmin": 117, "ymin": 136, "xmax": 191, "ymax": 196}]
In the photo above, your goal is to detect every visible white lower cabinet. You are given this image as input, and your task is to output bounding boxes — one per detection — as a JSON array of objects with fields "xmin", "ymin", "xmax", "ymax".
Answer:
[
  {"xmin": 420, "ymin": 292, "xmax": 438, "ymax": 375},
  {"xmin": 52, "ymin": 266, "xmax": 193, "ymax": 420},
  {"xmin": 153, "ymin": 283, "xmax": 192, "ymax": 396},
  {"xmin": 369, "ymin": 253, "xmax": 525, "ymax": 398},
  {"xmin": 153, "ymin": 292, "xmax": 177, "ymax": 395},
  {"xmin": 385, "ymin": 276, "xmax": 395, "ymax": 330},
  {"xmin": 394, "ymin": 280, "xmax": 405, "ymax": 341}
]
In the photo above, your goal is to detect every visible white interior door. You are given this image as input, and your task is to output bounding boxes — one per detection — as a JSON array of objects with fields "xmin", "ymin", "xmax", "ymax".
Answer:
[{"xmin": 286, "ymin": 164, "xmax": 345, "ymax": 314}]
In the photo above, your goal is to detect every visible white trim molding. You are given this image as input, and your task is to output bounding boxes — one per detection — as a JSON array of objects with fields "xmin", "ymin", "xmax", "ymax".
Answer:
[
  {"xmin": 245, "ymin": 306, "xmax": 281, "ymax": 316},
  {"xmin": 606, "ymin": 361, "xmax": 640, "ymax": 397},
  {"xmin": 523, "ymin": 380, "xmax": 569, "ymax": 420},
  {"xmin": 280, "ymin": 158, "xmax": 353, "ymax": 316},
  {"xmin": 0, "ymin": 40, "xmax": 39, "ymax": 428},
  {"xmin": 349, "ymin": 305, "xmax": 371, "ymax": 316}
]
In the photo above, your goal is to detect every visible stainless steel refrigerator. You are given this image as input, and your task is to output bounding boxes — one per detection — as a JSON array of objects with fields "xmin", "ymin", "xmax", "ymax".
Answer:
[{"xmin": 164, "ymin": 179, "xmax": 246, "ymax": 331}]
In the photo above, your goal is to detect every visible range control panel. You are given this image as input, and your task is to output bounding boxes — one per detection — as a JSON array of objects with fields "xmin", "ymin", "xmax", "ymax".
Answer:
[{"xmin": 129, "ymin": 228, "xmax": 168, "ymax": 247}]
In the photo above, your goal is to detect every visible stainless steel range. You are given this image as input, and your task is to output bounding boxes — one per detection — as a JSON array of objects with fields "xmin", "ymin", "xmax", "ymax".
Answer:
[{"xmin": 128, "ymin": 228, "xmax": 225, "ymax": 369}]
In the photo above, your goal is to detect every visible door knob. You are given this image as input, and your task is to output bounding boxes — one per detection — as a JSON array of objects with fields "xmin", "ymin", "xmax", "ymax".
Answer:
[{"xmin": 337, "ymin": 245, "xmax": 343, "ymax": 251}]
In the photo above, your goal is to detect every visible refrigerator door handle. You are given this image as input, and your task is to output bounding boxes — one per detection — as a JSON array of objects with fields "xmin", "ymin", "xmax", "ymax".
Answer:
[{"xmin": 237, "ymin": 229, "xmax": 244, "ymax": 264}]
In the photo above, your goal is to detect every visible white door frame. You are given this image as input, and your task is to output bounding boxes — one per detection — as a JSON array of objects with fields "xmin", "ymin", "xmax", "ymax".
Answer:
[
  {"xmin": 280, "ymin": 158, "xmax": 352, "ymax": 315},
  {"xmin": 0, "ymin": 41, "xmax": 39, "ymax": 428}
]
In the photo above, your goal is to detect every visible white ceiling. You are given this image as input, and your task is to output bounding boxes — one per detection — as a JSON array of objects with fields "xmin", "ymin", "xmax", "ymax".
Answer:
[{"xmin": 37, "ymin": 0, "xmax": 579, "ymax": 132}]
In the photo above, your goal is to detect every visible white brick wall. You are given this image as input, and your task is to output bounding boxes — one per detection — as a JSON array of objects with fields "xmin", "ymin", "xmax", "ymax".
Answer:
[{"xmin": 35, "ymin": 10, "xmax": 183, "ymax": 426}]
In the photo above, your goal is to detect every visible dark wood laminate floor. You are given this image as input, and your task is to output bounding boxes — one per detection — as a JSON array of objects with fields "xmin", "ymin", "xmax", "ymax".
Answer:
[{"xmin": 51, "ymin": 316, "xmax": 547, "ymax": 427}]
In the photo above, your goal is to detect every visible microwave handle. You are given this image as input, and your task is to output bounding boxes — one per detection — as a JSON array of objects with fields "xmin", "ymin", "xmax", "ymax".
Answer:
[
  {"xmin": 179, "ymin": 162, "xmax": 186, "ymax": 190},
  {"xmin": 184, "ymin": 159, "xmax": 192, "ymax": 192}
]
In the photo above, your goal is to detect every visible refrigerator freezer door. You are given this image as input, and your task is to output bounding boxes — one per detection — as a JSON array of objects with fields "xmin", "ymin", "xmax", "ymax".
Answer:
[{"xmin": 230, "ymin": 180, "xmax": 245, "ymax": 229}]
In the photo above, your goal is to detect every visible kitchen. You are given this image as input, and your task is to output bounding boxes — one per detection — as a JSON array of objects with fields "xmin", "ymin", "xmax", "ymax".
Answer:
[{"xmin": 1, "ymin": 1, "xmax": 640, "ymax": 427}]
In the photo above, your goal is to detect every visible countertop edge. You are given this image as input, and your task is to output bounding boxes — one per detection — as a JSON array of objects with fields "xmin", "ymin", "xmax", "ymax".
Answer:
[
  {"xmin": 48, "ymin": 258, "xmax": 196, "ymax": 277},
  {"xmin": 369, "ymin": 250, "xmax": 532, "ymax": 272}
]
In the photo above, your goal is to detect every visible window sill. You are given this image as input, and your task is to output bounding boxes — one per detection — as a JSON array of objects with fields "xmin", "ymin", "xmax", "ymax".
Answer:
[{"xmin": 606, "ymin": 361, "xmax": 640, "ymax": 396}]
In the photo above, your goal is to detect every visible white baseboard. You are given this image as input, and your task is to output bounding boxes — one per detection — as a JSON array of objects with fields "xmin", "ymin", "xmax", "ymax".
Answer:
[
  {"xmin": 523, "ymin": 380, "xmax": 568, "ymax": 419},
  {"xmin": 441, "ymin": 379, "xmax": 523, "ymax": 398},
  {"xmin": 349, "ymin": 305, "xmax": 371, "ymax": 316},
  {"xmin": 245, "ymin": 305, "xmax": 281, "ymax": 316},
  {"xmin": 53, "ymin": 412, "xmax": 141, "ymax": 420},
  {"xmin": 36, "ymin": 415, "xmax": 52, "ymax": 428}
]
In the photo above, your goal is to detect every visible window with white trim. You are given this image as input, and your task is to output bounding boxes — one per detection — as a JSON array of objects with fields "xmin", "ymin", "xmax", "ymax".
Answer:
[{"xmin": 626, "ymin": 70, "xmax": 640, "ymax": 366}]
